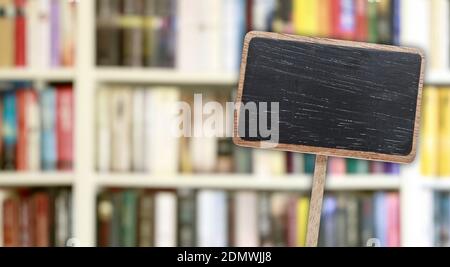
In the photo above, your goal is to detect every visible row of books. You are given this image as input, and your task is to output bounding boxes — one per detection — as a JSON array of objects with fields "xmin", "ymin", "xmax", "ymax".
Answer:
[
  {"xmin": 97, "ymin": 189, "xmax": 400, "ymax": 247},
  {"xmin": 0, "ymin": 0, "xmax": 77, "ymax": 68},
  {"xmin": 0, "ymin": 188, "xmax": 72, "ymax": 247},
  {"xmin": 96, "ymin": 0, "xmax": 245, "ymax": 71},
  {"xmin": 0, "ymin": 82, "xmax": 73, "ymax": 171},
  {"xmin": 96, "ymin": 86, "xmax": 400, "ymax": 175},
  {"xmin": 421, "ymin": 87, "xmax": 450, "ymax": 177},
  {"xmin": 269, "ymin": 0, "xmax": 447, "ymax": 71}
]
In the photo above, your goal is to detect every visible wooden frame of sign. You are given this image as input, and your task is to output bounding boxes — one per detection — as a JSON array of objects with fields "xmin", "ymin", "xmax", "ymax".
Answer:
[{"xmin": 233, "ymin": 31, "xmax": 425, "ymax": 247}]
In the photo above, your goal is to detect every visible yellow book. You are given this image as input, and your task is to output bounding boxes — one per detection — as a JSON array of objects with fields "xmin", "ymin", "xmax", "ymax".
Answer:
[
  {"xmin": 293, "ymin": 0, "xmax": 319, "ymax": 36},
  {"xmin": 296, "ymin": 197, "xmax": 309, "ymax": 247},
  {"xmin": 421, "ymin": 87, "xmax": 440, "ymax": 176},
  {"xmin": 439, "ymin": 89, "xmax": 450, "ymax": 177},
  {"xmin": 318, "ymin": 0, "xmax": 331, "ymax": 37}
]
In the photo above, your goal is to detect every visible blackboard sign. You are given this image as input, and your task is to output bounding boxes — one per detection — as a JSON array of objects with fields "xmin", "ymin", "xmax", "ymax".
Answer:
[{"xmin": 234, "ymin": 31, "xmax": 425, "ymax": 164}]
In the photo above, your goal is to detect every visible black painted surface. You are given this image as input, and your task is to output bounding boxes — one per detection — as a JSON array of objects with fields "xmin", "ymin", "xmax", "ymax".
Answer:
[{"xmin": 239, "ymin": 37, "xmax": 422, "ymax": 156}]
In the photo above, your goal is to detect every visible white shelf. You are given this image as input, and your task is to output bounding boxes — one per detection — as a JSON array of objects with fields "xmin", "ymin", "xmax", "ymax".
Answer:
[
  {"xmin": 95, "ymin": 174, "xmax": 400, "ymax": 191},
  {"xmin": 95, "ymin": 67, "xmax": 238, "ymax": 86},
  {"xmin": 422, "ymin": 179, "xmax": 450, "ymax": 190},
  {"xmin": 0, "ymin": 68, "xmax": 75, "ymax": 81},
  {"xmin": 426, "ymin": 71, "xmax": 450, "ymax": 84},
  {"xmin": 0, "ymin": 172, "xmax": 73, "ymax": 186}
]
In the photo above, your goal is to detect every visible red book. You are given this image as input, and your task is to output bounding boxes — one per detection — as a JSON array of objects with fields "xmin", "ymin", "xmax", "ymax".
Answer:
[
  {"xmin": 16, "ymin": 90, "xmax": 27, "ymax": 170},
  {"xmin": 246, "ymin": 0, "xmax": 253, "ymax": 32},
  {"xmin": 330, "ymin": 0, "xmax": 356, "ymax": 40},
  {"xmin": 286, "ymin": 197, "xmax": 297, "ymax": 247},
  {"xmin": 34, "ymin": 193, "xmax": 50, "ymax": 247},
  {"xmin": 14, "ymin": 0, "xmax": 26, "ymax": 66},
  {"xmin": 355, "ymin": 0, "xmax": 368, "ymax": 41},
  {"xmin": 19, "ymin": 195, "xmax": 35, "ymax": 247},
  {"xmin": 56, "ymin": 85, "xmax": 74, "ymax": 170},
  {"xmin": 3, "ymin": 198, "xmax": 20, "ymax": 247},
  {"xmin": 387, "ymin": 193, "xmax": 401, "ymax": 247},
  {"xmin": 330, "ymin": 0, "xmax": 341, "ymax": 38}
]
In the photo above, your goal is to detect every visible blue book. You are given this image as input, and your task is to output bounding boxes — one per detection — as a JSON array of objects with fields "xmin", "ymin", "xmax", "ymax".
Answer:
[
  {"xmin": 321, "ymin": 196, "xmax": 337, "ymax": 247},
  {"xmin": 40, "ymin": 88, "xmax": 57, "ymax": 170},
  {"xmin": 3, "ymin": 90, "xmax": 17, "ymax": 170},
  {"xmin": 374, "ymin": 192, "xmax": 387, "ymax": 246},
  {"xmin": 391, "ymin": 0, "xmax": 401, "ymax": 46}
]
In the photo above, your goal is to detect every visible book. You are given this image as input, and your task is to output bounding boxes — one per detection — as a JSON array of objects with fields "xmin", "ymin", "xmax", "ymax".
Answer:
[
  {"xmin": 328, "ymin": 157, "xmax": 346, "ymax": 175},
  {"xmin": 110, "ymin": 87, "xmax": 132, "ymax": 172},
  {"xmin": 439, "ymin": 88, "xmax": 450, "ymax": 176},
  {"xmin": 121, "ymin": 190, "xmax": 138, "ymax": 247},
  {"xmin": 40, "ymin": 88, "xmax": 57, "ymax": 170},
  {"xmin": 96, "ymin": 88, "xmax": 111, "ymax": 172},
  {"xmin": 54, "ymin": 189, "xmax": 71, "ymax": 247},
  {"xmin": 223, "ymin": 0, "xmax": 246, "ymax": 72},
  {"xmin": 293, "ymin": 0, "xmax": 319, "ymax": 36},
  {"xmin": 60, "ymin": 0, "xmax": 77, "ymax": 66},
  {"xmin": 270, "ymin": 193, "xmax": 288, "ymax": 247},
  {"xmin": 138, "ymin": 191, "xmax": 154, "ymax": 247},
  {"xmin": 3, "ymin": 196, "xmax": 20, "ymax": 246},
  {"xmin": 178, "ymin": 189, "xmax": 196, "ymax": 247},
  {"xmin": 296, "ymin": 197, "xmax": 309, "ymax": 247},
  {"xmin": 121, "ymin": 0, "xmax": 144, "ymax": 66},
  {"xmin": 19, "ymin": 192, "xmax": 34, "ymax": 246},
  {"xmin": 97, "ymin": 191, "xmax": 113, "ymax": 246},
  {"xmin": 421, "ymin": 87, "xmax": 439, "ymax": 176},
  {"xmin": 0, "ymin": 0, "xmax": 14, "ymax": 67},
  {"xmin": 34, "ymin": 192, "xmax": 50, "ymax": 247},
  {"xmin": 196, "ymin": 190, "xmax": 228, "ymax": 247},
  {"xmin": 36, "ymin": 0, "xmax": 51, "ymax": 67},
  {"xmin": 3, "ymin": 89, "xmax": 17, "ymax": 170},
  {"xmin": 335, "ymin": 195, "xmax": 348, "ymax": 246},
  {"xmin": 304, "ymin": 154, "xmax": 315, "ymax": 174},
  {"xmin": 56, "ymin": 85, "xmax": 73, "ymax": 170},
  {"xmin": 354, "ymin": 0, "xmax": 368, "ymax": 41},
  {"xmin": 252, "ymin": 0, "xmax": 275, "ymax": 32},
  {"xmin": 26, "ymin": 88, "xmax": 40, "ymax": 171},
  {"xmin": 374, "ymin": 192, "xmax": 387, "ymax": 246},
  {"xmin": 387, "ymin": 193, "xmax": 400, "ymax": 247},
  {"xmin": 0, "ymin": 190, "xmax": 8, "ymax": 246},
  {"xmin": 430, "ymin": 0, "xmax": 450, "ymax": 70},
  {"xmin": 376, "ymin": 0, "xmax": 392, "ymax": 44},
  {"xmin": 14, "ymin": 0, "xmax": 26, "ymax": 66},
  {"xmin": 154, "ymin": 191, "xmax": 177, "ymax": 247},
  {"xmin": 367, "ymin": 0, "xmax": 378, "ymax": 43},
  {"xmin": 50, "ymin": 0, "xmax": 60, "ymax": 67},
  {"xmin": 258, "ymin": 192, "xmax": 273, "ymax": 246},
  {"xmin": 132, "ymin": 88, "xmax": 146, "ymax": 172},
  {"xmin": 233, "ymin": 191, "xmax": 259, "ymax": 246},
  {"xmin": 96, "ymin": 0, "xmax": 121, "ymax": 66},
  {"xmin": 346, "ymin": 159, "xmax": 369, "ymax": 174}
]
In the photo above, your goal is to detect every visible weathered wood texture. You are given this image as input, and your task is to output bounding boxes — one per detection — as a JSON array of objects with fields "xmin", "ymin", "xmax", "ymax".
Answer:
[{"xmin": 234, "ymin": 31, "xmax": 425, "ymax": 163}]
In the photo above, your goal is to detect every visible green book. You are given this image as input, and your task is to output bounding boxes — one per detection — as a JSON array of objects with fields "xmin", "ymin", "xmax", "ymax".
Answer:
[
  {"xmin": 304, "ymin": 154, "xmax": 316, "ymax": 174},
  {"xmin": 110, "ymin": 191, "xmax": 122, "ymax": 247},
  {"xmin": 346, "ymin": 159, "xmax": 369, "ymax": 174},
  {"xmin": 234, "ymin": 147, "xmax": 252, "ymax": 173},
  {"xmin": 121, "ymin": 190, "xmax": 138, "ymax": 247},
  {"xmin": 367, "ymin": 0, "xmax": 378, "ymax": 43}
]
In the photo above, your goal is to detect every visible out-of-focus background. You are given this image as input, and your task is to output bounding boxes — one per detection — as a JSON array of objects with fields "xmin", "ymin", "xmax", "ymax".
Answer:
[{"xmin": 0, "ymin": 0, "xmax": 447, "ymax": 247}]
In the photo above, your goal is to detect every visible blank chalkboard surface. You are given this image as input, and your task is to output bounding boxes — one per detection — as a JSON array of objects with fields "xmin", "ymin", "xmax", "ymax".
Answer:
[{"xmin": 234, "ymin": 31, "xmax": 425, "ymax": 163}]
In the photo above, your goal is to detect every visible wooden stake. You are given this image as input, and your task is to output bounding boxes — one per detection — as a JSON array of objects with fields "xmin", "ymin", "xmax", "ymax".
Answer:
[{"xmin": 306, "ymin": 155, "xmax": 328, "ymax": 247}]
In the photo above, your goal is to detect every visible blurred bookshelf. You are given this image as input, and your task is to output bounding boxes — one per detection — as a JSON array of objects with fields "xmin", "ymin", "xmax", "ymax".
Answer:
[{"xmin": 0, "ymin": 0, "xmax": 449, "ymax": 247}]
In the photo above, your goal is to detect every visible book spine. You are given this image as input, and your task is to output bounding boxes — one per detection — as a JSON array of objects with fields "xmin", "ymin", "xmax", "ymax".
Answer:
[
  {"xmin": 328, "ymin": 157, "xmax": 346, "ymax": 175},
  {"xmin": 303, "ymin": 154, "xmax": 315, "ymax": 174},
  {"xmin": 40, "ymin": 88, "xmax": 57, "ymax": 170},
  {"xmin": 27, "ymin": 90, "xmax": 40, "ymax": 171},
  {"xmin": 355, "ymin": 0, "xmax": 368, "ymax": 41},
  {"xmin": 56, "ymin": 85, "xmax": 73, "ymax": 170},
  {"xmin": 16, "ymin": 88, "xmax": 27, "ymax": 170},
  {"xmin": 49, "ymin": 0, "xmax": 59, "ymax": 67},
  {"xmin": 3, "ymin": 197, "xmax": 20, "ymax": 246},
  {"xmin": 387, "ymin": 193, "xmax": 400, "ymax": 247},
  {"xmin": 37, "ymin": 0, "xmax": 50, "ymax": 68},
  {"xmin": 3, "ymin": 91, "xmax": 17, "ymax": 170},
  {"xmin": 296, "ymin": 197, "xmax": 309, "ymax": 247},
  {"xmin": 367, "ymin": 0, "xmax": 378, "ymax": 43},
  {"xmin": 439, "ymin": 88, "xmax": 450, "ymax": 176},
  {"xmin": 154, "ymin": 191, "xmax": 177, "ymax": 247},
  {"xmin": 420, "ymin": 87, "xmax": 439, "ymax": 176},
  {"xmin": 96, "ymin": 0, "xmax": 121, "ymax": 66},
  {"xmin": 120, "ymin": 0, "xmax": 144, "ymax": 66},
  {"xmin": 0, "ymin": 0, "xmax": 15, "ymax": 67},
  {"xmin": 34, "ymin": 193, "xmax": 50, "ymax": 247},
  {"xmin": 121, "ymin": 190, "xmax": 138, "ymax": 247},
  {"xmin": 14, "ymin": 0, "xmax": 26, "ymax": 66},
  {"xmin": 138, "ymin": 192, "xmax": 154, "ymax": 247}
]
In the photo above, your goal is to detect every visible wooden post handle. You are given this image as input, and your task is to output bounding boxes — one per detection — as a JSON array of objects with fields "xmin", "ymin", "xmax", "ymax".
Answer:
[{"xmin": 306, "ymin": 155, "xmax": 328, "ymax": 247}]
